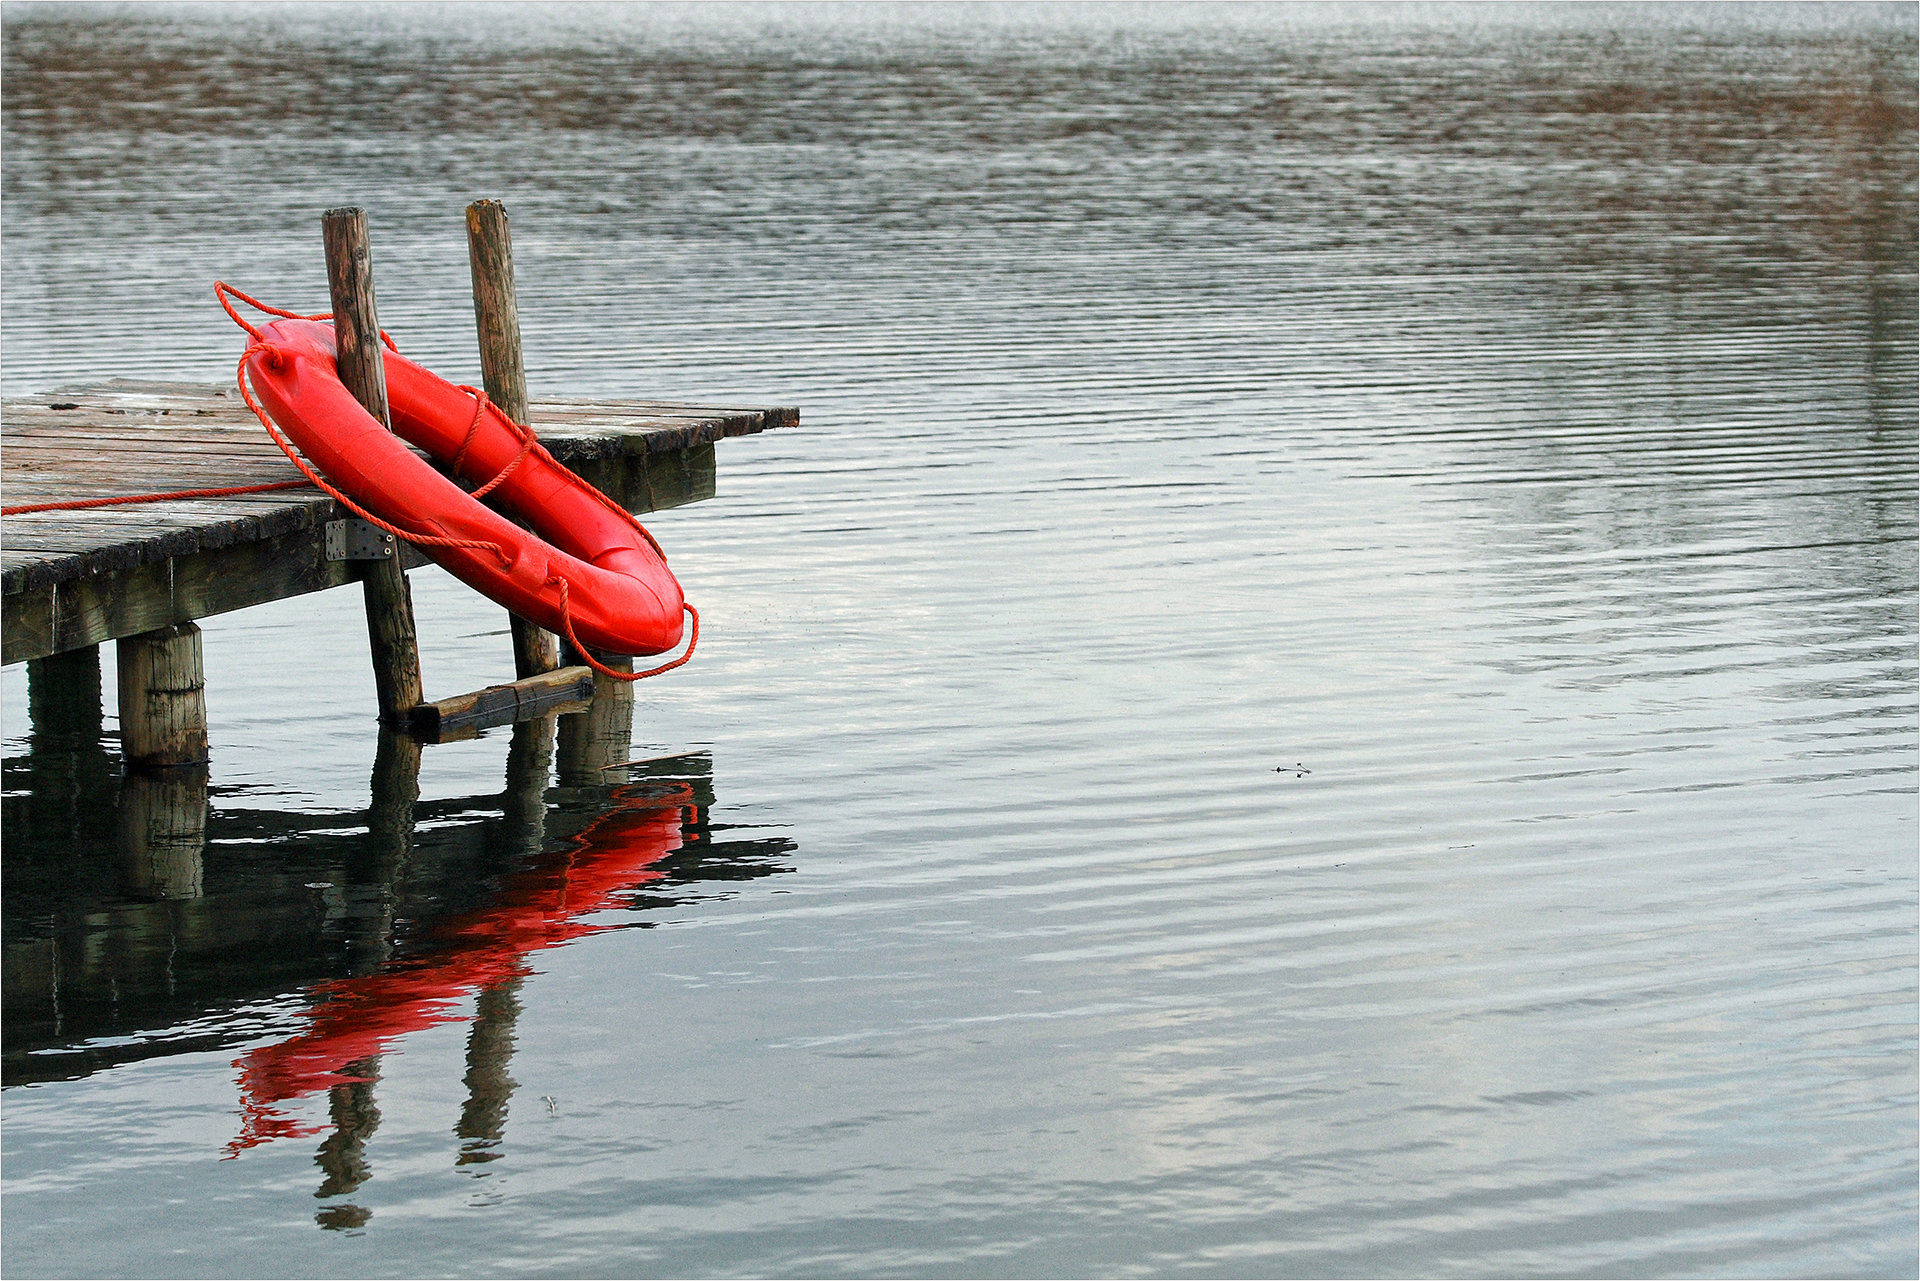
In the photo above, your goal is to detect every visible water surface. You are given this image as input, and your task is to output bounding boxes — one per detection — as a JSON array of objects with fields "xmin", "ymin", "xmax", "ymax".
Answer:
[{"xmin": 2, "ymin": 3, "xmax": 1915, "ymax": 1277}]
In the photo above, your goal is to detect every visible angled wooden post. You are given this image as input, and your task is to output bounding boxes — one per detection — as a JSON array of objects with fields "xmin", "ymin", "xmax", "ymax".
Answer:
[
  {"xmin": 323, "ymin": 206, "xmax": 424, "ymax": 723},
  {"xmin": 467, "ymin": 198, "xmax": 561, "ymax": 680}
]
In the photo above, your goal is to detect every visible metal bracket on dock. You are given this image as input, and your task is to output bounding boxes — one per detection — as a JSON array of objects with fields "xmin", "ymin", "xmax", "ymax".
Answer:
[{"xmin": 324, "ymin": 519, "xmax": 396, "ymax": 562}]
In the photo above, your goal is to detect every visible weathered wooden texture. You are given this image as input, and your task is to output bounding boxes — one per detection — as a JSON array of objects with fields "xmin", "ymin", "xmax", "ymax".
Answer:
[
  {"xmin": 409, "ymin": 664, "xmax": 594, "ymax": 742},
  {"xmin": 467, "ymin": 197, "xmax": 560, "ymax": 679},
  {"xmin": 2, "ymin": 381, "xmax": 796, "ymax": 665},
  {"xmin": 466, "ymin": 200, "xmax": 531, "ymax": 427},
  {"xmin": 324, "ymin": 207, "xmax": 422, "ymax": 722},
  {"xmin": 116, "ymin": 622, "xmax": 208, "ymax": 768},
  {"xmin": 320, "ymin": 207, "xmax": 392, "ymax": 426}
]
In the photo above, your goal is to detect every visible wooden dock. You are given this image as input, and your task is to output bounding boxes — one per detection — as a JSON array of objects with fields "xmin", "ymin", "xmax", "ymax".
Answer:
[{"xmin": 2, "ymin": 379, "xmax": 795, "ymax": 741}]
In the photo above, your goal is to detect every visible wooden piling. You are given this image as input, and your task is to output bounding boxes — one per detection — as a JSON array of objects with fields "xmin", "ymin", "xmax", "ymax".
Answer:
[
  {"xmin": 23, "ymin": 645, "xmax": 116, "ymax": 848},
  {"xmin": 321, "ymin": 207, "xmax": 391, "ymax": 426},
  {"xmin": 116, "ymin": 622, "xmax": 209, "ymax": 769},
  {"xmin": 27, "ymin": 645, "xmax": 102, "ymax": 743},
  {"xmin": 467, "ymin": 198, "xmax": 561, "ymax": 679},
  {"xmin": 323, "ymin": 206, "xmax": 424, "ymax": 723}
]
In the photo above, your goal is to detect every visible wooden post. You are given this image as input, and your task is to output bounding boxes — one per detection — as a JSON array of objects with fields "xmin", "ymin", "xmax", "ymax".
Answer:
[
  {"xmin": 27, "ymin": 645, "xmax": 102, "ymax": 744},
  {"xmin": 323, "ymin": 206, "xmax": 424, "ymax": 723},
  {"xmin": 467, "ymin": 198, "xmax": 561, "ymax": 679},
  {"xmin": 117, "ymin": 623, "xmax": 209, "ymax": 769},
  {"xmin": 24, "ymin": 645, "xmax": 116, "ymax": 848},
  {"xmin": 322, "ymin": 207, "xmax": 391, "ymax": 425}
]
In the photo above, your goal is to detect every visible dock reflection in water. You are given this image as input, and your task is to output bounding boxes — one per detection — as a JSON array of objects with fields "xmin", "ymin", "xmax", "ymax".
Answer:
[{"xmin": 2, "ymin": 686, "xmax": 795, "ymax": 1227}]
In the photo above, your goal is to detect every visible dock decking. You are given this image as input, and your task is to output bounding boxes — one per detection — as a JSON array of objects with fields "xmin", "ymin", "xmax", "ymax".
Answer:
[{"xmin": 2, "ymin": 380, "xmax": 795, "ymax": 667}]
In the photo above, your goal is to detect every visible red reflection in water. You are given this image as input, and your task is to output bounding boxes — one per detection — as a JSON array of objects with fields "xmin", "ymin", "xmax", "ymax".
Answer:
[{"xmin": 226, "ymin": 786, "xmax": 692, "ymax": 1154}]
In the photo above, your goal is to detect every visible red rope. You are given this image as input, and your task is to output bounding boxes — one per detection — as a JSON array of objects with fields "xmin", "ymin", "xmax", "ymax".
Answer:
[
  {"xmin": 215, "ymin": 281, "xmax": 397, "ymax": 351},
  {"xmin": 449, "ymin": 384, "xmax": 538, "ymax": 499},
  {"xmin": 547, "ymin": 575, "xmax": 698, "ymax": 683},
  {"xmin": 2, "ymin": 479, "xmax": 315, "ymax": 517}
]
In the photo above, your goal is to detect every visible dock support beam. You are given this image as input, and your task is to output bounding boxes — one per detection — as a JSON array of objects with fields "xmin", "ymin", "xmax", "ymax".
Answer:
[
  {"xmin": 324, "ymin": 206, "xmax": 425, "ymax": 723},
  {"xmin": 116, "ymin": 623, "xmax": 209, "ymax": 770},
  {"xmin": 467, "ymin": 198, "xmax": 561, "ymax": 679}
]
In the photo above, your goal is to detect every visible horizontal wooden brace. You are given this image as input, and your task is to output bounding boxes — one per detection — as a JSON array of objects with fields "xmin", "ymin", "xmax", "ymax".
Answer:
[{"xmin": 409, "ymin": 665, "xmax": 596, "ymax": 742}]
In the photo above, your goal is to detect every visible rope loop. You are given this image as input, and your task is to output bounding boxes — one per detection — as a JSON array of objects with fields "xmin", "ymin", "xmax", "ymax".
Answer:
[
  {"xmin": 546, "ymin": 573, "xmax": 699, "ymax": 683},
  {"xmin": 216, "ymin": 281, "xmax": 398, "ymax": 352}
]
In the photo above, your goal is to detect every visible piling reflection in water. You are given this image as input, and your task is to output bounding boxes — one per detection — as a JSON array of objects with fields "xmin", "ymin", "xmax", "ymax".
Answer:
[
  {"xmin": 229, "ymin": 777, "xmax": 696, "ymax": 1153},
  {"xmin": 2, "ymin": 708, "xmax": 796, "ymax": 1207}
]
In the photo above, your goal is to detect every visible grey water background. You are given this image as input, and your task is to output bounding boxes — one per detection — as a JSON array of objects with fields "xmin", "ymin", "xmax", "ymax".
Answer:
[{"xmin": 2, "ymin": 2, "xmax": 1916, "ymax": 1276}]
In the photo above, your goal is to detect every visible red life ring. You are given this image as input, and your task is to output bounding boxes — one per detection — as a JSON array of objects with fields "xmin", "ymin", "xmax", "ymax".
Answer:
[{"xmin": 239, "ymin": 315, "xmax": 688, "ymax": 663}]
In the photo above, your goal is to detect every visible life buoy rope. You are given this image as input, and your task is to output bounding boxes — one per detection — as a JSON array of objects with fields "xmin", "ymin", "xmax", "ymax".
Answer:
[{"xmin": 1, "ymin": 480, "xmax": 315, "ymax": 517}]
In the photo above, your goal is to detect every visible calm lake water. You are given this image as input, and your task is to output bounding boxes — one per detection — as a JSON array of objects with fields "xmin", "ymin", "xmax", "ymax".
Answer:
[{"xmin": 3, "ymin": 3, "xmax": 1915, "ymax": 1276}]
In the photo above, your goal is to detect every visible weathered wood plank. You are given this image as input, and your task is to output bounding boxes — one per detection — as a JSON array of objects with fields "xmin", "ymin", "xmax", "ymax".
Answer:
[
  {"xmin": 2, "ymin": 499, "xmax": 339, "ymax": 594},
  {"xmin": 2, "ymin": 533, "xmax": 433, "ymax": 663},
  {"xmin": 409, "ymin": 665, "xmax": 595, "ymax": 741},
  {"xmin": 1, "ymin": 433, "xmax": 718, "ymax": 600}
]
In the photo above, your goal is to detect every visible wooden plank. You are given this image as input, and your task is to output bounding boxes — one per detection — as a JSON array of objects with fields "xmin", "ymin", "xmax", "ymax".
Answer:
[
  {"xmin": 409, "ymin": 665, "xmax": 595, "ymax": 741},
  {"xmin": 0, "ymin": 441, "xmax": 709, "ymax": 621},
  {"xmin": 2, "ymin": 498, "xmax": 339, "ymax": 595},
  {"xmin": 562, "ymin": 442, "xmax": 717, "ymax": 514}
]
